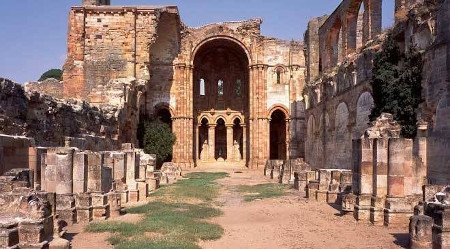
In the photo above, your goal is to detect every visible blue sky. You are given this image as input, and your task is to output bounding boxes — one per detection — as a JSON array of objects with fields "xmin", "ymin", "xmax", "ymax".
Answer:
[{"xmin": 0, "ymin": 0, "xmax": 395, "ymax": 83}]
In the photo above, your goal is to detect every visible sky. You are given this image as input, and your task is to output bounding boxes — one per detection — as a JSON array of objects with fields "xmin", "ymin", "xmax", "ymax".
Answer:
[{"xmin": 0, "ymin": 0, "xmax": 395, "ymax": 84}]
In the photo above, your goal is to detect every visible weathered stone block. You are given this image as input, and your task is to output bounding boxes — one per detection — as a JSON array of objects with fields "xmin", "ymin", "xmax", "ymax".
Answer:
[
  {"xmin": 316, "ymin": 190, "xmax": 327, "ymax": 202},
  {"xmin": 327, "ymin": 191, "xmax": 339, "ymax": 204},
  {"xmin": 409, "ymin": 215, "xmax": 433, "ymax": 249},
  {"xmin": 306, "ymin": 181, "xmax": 319, "ymax": 199},
  {"xmin": 370, "ymin": 196, "xmax": 385, "ymax": 226},
  {"xmin": 18, "ymin": 221, "xmax": 45, "ymax": 245},
  {"xmin": 0, "ymin": 222, "xmax": 19, "ymax": 248},
  {"xmin": 128, "ymin": 190, "xmax": 139, "ymax": 203},
  {"xmin": 76, "ymin": 207, "xmax": 93, "ymax": 223}
]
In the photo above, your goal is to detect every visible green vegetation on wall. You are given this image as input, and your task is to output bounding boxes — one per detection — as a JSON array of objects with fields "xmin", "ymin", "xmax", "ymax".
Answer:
[
  {"xmin": 370, "ymin": 35, "xmax": 423, "ymax": 138},
  {"xmin": 39, "ymin": 69, "xmax": 63, "ymax": 81}
]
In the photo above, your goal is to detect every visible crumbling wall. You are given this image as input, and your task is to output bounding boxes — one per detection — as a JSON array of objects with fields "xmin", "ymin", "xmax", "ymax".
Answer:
[
  {"xmin": 0, "ymin": 78, "xmax": 118, "ymax": 148},
  {"xmin": 24, "ymin": 79, "xmax": 64, "ymax": 99},
  {"xmin": 63, "ymin": 5, "xmax": 179, "ymax": 101}
]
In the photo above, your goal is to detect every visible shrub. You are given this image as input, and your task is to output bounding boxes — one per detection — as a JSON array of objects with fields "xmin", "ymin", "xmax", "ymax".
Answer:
[
  {"xmin": 370, "ymin": 35, "xmax": 423, "ymax": 138},
  {"xmin": 141, "ymin": 119, "xmax": 176, "ymax": 167},
  {"xmin": 38, "ymin": 69, "xmax": 63, "ymax": 81}
]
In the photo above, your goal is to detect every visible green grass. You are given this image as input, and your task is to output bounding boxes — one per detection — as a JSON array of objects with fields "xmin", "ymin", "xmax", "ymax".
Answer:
[
  {"xmin": 237, "ymin": 183, "xmax": 289, "ymax": 202},
  {"xmin": 152, "ymin": 172, "xmax": 228, "ymax": 202},
  {"xmin": 86, "ymin": 172, "xmax": 228, "ymax": 249}
]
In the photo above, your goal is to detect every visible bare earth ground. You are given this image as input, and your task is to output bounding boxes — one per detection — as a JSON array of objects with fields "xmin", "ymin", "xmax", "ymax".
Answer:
[{"xmin": 70, "ymin": 168, "xmax": 409, "ymax": 249}]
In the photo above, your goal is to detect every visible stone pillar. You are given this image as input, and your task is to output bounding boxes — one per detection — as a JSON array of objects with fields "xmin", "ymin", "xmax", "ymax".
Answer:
[
  {"xmin": 354, "ymin": 138, "xmax": 374, "ymax": 222},
  {"xmin": 385, "ymin": 138, "xmax": 414, "ymax": 227},
  {"xmin": 73, "ymin": 152, "xmax": 88, "ymax": 194},
  {"xmin": 286, "ymin": 119, "xmax": 291, "ymax": 160},
  {"xmin": 208, "ymin": 125, "xmax": 216, "ymax": 161},
  {"xmin": 226, "ymin": 125, "xmax": 233, "ymax": 161},
  {"xmin": 43, "ymin": 148, "xmax": 75, "ymax": 195},
  {"xmin": 242, "ymin": 125, "xmax": 247, "ymax": 163},
  {"xmin": 87, "ymin": 152, "xmax": 103, "ymax": 193},
  {"xmin": 195, "ymin": 125, "xmax": 200, "ymax": 161},
  {"xmin": 317, "ymin": 169, "xmax": 331, "ymax": 202},
  {"xmin": 371, "ymin": 138, "xmax": 389, "ymax": 225}
]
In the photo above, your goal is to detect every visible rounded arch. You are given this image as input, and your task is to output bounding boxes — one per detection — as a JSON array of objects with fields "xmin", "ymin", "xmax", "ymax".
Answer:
[
  {"xmin": 191, "ymin": 35, "xmax": 251, "ymax": 65},
  {"xmin": 354, "ymin": 91, "xmax": 375, "ymax": 138},
  {"xmin": 153, "ymin": 102, "xmax": 175, "ymax": 117},
  {"xmin": 267, "ymin": 104, "xmax": 290, "ymax": 119}
]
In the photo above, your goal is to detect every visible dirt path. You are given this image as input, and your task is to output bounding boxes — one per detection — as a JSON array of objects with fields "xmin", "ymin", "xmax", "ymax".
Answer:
[{"xmin": 199, "ymin": 169, "xmax": 409, "ymax": 249}]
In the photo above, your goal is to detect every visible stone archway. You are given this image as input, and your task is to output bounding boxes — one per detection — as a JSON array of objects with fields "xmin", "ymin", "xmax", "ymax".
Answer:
[
  {"xmin": 270, "ymin": 110, "xmax": 287, "ymax": 160},
  {"xmin": 193, "ymin": 38, "xmax": 250, "ymax": 166}
]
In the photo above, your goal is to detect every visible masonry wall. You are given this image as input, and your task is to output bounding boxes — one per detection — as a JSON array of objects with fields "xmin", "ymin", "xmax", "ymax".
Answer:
[
  {"xmin": 63, "ymin": 6, "xmax": 180, "ymax": 101},
  {"xmin": 0, "ymin": 78, "xmax": 118, "ymax": 148}
]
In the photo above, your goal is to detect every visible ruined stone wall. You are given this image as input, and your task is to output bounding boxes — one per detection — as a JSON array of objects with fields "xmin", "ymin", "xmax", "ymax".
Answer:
[
  {"xmin": 305, "ymin": 0, "xmax": 450, "ymax": 184},
  {"xmin": 25, "ymin": 79, "xmax": 64, "ymax": 99},
  {"xmin": 304, "ymin": 16, "xmax": 328, "ymax": 83},
  {"xmin": 0, "ymin": 78, "xmax": 119, "ymax": 148},
  {"xmin": 63, "ymin": 5, "xmax": 179, "ymax": 101}
]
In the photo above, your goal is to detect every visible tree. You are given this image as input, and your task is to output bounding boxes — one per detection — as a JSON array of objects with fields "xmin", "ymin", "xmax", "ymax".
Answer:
[
  {"xmin": 141, "ymin": 119, "xmax": 176, "ymax": 167},
  {"xmin": 370, "ymin": 34, "xmax": 423, "ymax": 138},
  {"xmin": 39, "ymin": 69, "xmax": 63, "ymax": 81}
]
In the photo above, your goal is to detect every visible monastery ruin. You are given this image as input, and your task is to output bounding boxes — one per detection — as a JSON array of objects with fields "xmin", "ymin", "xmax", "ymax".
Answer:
[{"xmin": 1, "ymin": 0, "xmax": 450, "ymax": 248}]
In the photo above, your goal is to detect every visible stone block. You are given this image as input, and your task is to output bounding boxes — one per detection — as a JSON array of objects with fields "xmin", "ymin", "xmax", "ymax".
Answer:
[
  {"xmin": 327, "ymin": 191, "xmax": 339, "ymax": 204},
  {"xmin": 92, "ymin": 205, "xmax": 110, "ymax": 220},
  {"xmin": 119, "ymin": 190, "xmax": 128, "ymax": 204},
  {"xmin": 55, "ymin": 208, "xmax": 76, "ymax": 227},
  {"xmin": 384, "ymin": 197, "xmax": 414, "ymax": 228},
  {"xmin": 306, "ymin": 181, "xmax": 319, "ymax": 199},
  {"xmin": 354, "ymin": 194, "xmax": 372, "ymax": 222},
  {"xmin": 18, "ymin": 221, "xmax": 45, "ymax": 245},
  {"xmin": 137, "ymin": 181, "xmax": 148, "ymax": 201},
  {"xmin": 128, "ymin": 190, "xmax": 139, "ymax": 203},
  {"xmin": 316, "ymin": 190, "xmax": 327, "ymax": 202},
  {"xmin": 108, "ymin": 192, "xmax": 122, "ymax": 218},
  {"xmin": 146, "ymin": 178, "xmax": 158, "ymax": 193},
  {"xmin": 409, "ymin": 215, "xmax": 433, "ymax": 249},
  {"xmin": 76, "ymin": 207, "xmax": 93, "ymax": 223},
  {"xmin": 370, "ymin": 196, "xmax": 386, "ymax": 226},
  {"xmin": 318, "ymin": 170, "xmax": 331, "ymax": 191},
  {"xmin": 91, "ymin": 193, "xmax": 107, "ymax": 207},
  {"xmin": 75, "ymin": 193, "xmax": 91, "ymax": 208},
  {"xmin": 0, "ymin": 222, "xmax": 19, "ymax": 248}
]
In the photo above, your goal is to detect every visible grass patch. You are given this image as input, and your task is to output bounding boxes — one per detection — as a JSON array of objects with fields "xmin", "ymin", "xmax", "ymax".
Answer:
[
  {"xmin": 86, "ymin": 172, "xmax": 228, "ymax": 249},
  {"xmin": 152, "ymin": 172, "xmax": 228, "ymax": 202},
  {"xmin": 237, "ymin": 183, "xmax": 289, "ymax": 202}
]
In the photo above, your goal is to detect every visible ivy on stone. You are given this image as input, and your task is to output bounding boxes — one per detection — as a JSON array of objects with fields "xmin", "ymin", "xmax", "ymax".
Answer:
[{"xmin": 370, "ymin": 34, "xmax": 423, "ymax": 138}]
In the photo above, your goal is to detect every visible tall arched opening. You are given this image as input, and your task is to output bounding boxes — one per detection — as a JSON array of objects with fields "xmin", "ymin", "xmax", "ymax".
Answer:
[
  {"xmin": 270, "ymin": 110, "xmax": 287, "ymax": 160},
  {"xmin": 193, "ymin": 38, "xmax": 249, "ymax": 166}
]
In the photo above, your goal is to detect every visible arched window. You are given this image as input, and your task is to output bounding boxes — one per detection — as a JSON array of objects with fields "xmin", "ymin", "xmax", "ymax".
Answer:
[
  {"xmin": 276, "ymin": 69, "xmax": 282, "ymax": 84},
  {"xmin": 218, "ymin": 79, "xmax": 224, "ymax": 96},
  {"xmin": 235, "ymin": 79, "xmax": 241, "ymax": 96},
  {"xmin": 199, "ymin": 79, "xmax": 205, "ymax": 96}
]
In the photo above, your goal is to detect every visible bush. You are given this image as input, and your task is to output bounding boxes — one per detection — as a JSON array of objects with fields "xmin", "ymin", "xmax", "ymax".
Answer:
[
  {"xmin": 141, "ymin": 119, "xmax": 176, "ymax": 167},
  {"xmin": 38, "ymin": 69, "xmax": 63, "ymax": 81},
  {"xmin": 370, "ymin": 35, "xmax": 423, "ymax": 138}
]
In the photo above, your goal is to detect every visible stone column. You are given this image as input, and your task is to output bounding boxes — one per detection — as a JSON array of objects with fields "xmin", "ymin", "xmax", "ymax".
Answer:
[
  {"xmin": 286, "ymin": 118, "xmax": 291, "ymax": 160},
  {"xmin": 208, "ymin": 125, "xmax": 216, "ymax": 161},
  {"xmin": 354, "ymin": 138, "xmax": 374, "ymax": 222},
  {"xmin": 195, "ymin": 125, "xmax": 200, "ymax": 161},
  {"xmin": 242, "ymin": 125, "xmax": 247, "ymax": 163},
  {"xmin": 371, "ymin": 138, "xmax": 389, "ymax": 225},
  {"xmin": 385, "ymin": 138, "xmax": 414, "ymax": 227},
  {"xmin": 73, "ymin": 152, "xmax": 88, "ymax": 194},
  {"xmin": 226, "ymin": 124, "xmax": 233, "ymax": 161}
]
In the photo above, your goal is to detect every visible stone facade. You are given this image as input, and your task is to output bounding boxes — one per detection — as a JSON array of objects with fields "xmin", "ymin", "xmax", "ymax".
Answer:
[{"xmin": 62, "ymin": 2, "xmax": 307, "ymax": 169}]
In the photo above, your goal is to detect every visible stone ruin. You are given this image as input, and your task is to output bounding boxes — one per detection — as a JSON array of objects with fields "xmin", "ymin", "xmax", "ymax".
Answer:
[
  {"xmin": 409, "ymin": 185, "xmax": 450, "ymax": 249},
  {"xmin": 300, "ymin": 114, "xmax": 428, "ymax": 227},
  {"xmin": 264, "ymin": 158, "xmax": 311, "ymax": 186},
  {"xmin": 0, "ymin": 134, "xmax": 182, "ymax": 248}
]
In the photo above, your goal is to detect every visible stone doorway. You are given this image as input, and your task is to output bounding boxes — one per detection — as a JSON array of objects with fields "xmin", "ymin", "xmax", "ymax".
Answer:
[{"xmin": 270, "ymin": 110, "xmax": 287, "ymax": 160}]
